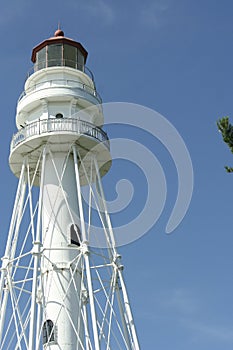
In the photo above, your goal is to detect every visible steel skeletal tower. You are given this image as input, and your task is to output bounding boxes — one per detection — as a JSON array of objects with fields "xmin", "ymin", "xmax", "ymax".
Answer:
[{"xmin": 0, "ymin": 30, "xmax": 140, "ymax": 350}]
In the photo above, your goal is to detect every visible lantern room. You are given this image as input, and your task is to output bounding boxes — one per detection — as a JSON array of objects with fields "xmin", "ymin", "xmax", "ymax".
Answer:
[{"xmin": 31, "ymin": 29, "xmax": 88, "ymax": 72}]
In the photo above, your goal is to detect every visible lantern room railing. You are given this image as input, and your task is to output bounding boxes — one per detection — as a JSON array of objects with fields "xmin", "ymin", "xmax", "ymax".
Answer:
[
  {"xmin": 28, "ymin": 60, "xmax": 95, "ymax": 81},
  {"xmin": 18, "ymin": 77, "xmax": 102, "ymax": 104}
]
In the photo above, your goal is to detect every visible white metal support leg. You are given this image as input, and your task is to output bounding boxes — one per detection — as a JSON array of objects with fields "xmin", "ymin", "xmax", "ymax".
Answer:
[
  {"xmin": 118, "ymin": 271, "xmax": 140, "ymax": 350},
  {"xmin": 0, "ymin": 162, "xmax": 27, "ymax": 346},
  {"xmin": 28, "ymin": 146, "xmax": 46, "ymax": 350},
  {"xmin": 73, "ymin": 145, "xmax": 101, "ymax": 350}
]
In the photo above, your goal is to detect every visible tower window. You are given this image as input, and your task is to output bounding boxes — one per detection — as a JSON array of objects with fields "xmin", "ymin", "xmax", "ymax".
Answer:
[
  {"xmin": 36, "ymin": 46, "xmax": 46, "ymax": 70},
  {"xmin": 64, "ymin": 44, "xmax": 77, "ymax": 68},
  {"xmin": 55, "ymin": 113, "xmax": 63, "ymax": 119},
  {"xmin": 70, "ymin": 224, "xmax": 81, "ymax": 246},
  {"xmin": 42, "ymin": 319, "xmax": 55, "ymax": 344},
  {"xmin": 47, "ymin": 44, "xmax": 62, "ymax": 67}
]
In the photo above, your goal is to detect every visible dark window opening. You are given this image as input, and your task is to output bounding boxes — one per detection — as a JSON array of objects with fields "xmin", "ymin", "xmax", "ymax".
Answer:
[
  {"xmin": 55, "ymin": 113, "xmax": 63, "ymax": 119},
  {"xmin": 43, "ymin": 319, "xmax": 55, "ymax": 345},
  {"xmin": 70, "ymin": 224, "xmax": 81, "ymax": 246}
]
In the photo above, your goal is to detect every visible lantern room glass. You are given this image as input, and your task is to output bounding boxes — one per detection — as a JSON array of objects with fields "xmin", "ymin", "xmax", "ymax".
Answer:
[{"xmin": 35, "ymin": 43, "xmax": 85, "ymax": 71}]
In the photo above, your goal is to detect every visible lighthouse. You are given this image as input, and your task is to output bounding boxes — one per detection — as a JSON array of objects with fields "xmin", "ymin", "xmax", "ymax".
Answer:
[{"xmin": 0, "ymin": 30, "xmax": 140, "ymax": 349}]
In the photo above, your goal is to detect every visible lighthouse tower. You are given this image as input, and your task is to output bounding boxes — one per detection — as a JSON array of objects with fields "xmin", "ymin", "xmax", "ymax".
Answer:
[{"xmin": 0, "ymin": 30, "xmax": 140, "ymax": 349}]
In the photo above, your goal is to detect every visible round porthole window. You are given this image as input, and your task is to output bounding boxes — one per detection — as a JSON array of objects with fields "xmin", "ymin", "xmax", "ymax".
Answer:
[{"xmin": 55, "ymin": 113, "xmax": 63, "ymax": 118}]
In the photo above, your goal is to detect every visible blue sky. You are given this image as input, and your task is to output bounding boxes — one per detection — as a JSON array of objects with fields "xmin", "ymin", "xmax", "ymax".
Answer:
[{"xmin": 0, "ymin": 0, "xmax": 233, "ymax": 349}]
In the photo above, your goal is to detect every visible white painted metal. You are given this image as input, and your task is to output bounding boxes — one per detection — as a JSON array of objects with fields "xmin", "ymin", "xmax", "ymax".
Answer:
[{"xmin": 0, "ymin": 32, "xmax": 140, "ymax": 350}]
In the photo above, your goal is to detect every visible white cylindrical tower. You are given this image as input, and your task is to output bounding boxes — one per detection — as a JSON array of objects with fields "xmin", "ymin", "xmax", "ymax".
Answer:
[{"xmin": 0, "ymin": 30, "xmax": 140, "ymax": 350}]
